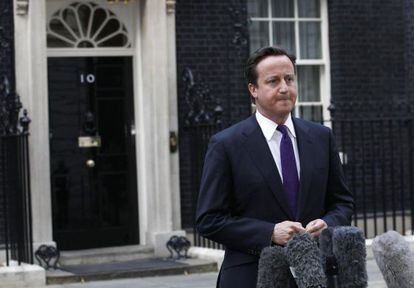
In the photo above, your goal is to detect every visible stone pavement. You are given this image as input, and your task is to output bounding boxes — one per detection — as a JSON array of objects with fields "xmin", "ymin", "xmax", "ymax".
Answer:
[
  {"xmin": 366, "ymin": 257, "xmax": 387, "ymax": 288},
  {"xmin": 48, "ymin": 257, "xmax": 387, "ymax": 288},
  {"xmin": 48, "ymin": 272, "xmax": 217, "ymax": 288}
]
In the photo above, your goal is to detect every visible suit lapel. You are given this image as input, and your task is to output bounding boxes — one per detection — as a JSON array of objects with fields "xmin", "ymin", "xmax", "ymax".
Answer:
[
  {"xmin": 242, "ymin": 115, "xmax": 293, "ymax": 219},
  {"xmin": 293, "ymin": 118, "xmax": 313, "ymax": 221}
]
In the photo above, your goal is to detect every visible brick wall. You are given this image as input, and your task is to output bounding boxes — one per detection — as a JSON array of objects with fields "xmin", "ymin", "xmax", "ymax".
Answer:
[
  {"xmin": 0, "ymin": 0, "xmax": 14, "ymax": 81},
  {"xmin": 328, "ymin": 0, "xmax": 414, "ymax": 237},
  {"xmin": 404, "ymin": 0, "xmax": 414, "ymax": 101},
  {"xmin": 328, "ymin": 0, "xmax": 408, "ymax": 116},
  {"xmin": 176, "ymin": 0, "xmax": 251, "ymax": 228},
  {"xmin": 0, "ymin": 0, "xmax": 14, "ymax": 244}
]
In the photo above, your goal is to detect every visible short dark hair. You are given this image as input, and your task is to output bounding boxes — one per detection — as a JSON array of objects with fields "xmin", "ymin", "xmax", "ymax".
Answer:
[{"xmin": 245, "ymin": 46, "xmax": 296, "ymax": 86}]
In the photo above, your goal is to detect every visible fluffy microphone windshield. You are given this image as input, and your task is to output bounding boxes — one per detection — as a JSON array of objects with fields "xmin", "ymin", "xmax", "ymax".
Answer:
[
  {"xmin": 286, "ymin": 233, "xmax": 327, "ymax": 288},
  {"xmin": 332, "ymin": 226, "xmax": 367, "ymax": 288},
  {"xmin": 257, "ymin": 245, "xmax": 290, "ymax": 288},
  {"xmin": 372, "ymin": 230, "xmax": 414, "ymax": 288}
]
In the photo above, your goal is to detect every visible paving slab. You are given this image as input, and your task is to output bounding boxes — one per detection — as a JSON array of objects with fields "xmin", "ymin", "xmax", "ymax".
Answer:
[
  {"xmin": 47, "ymin": 272, "xmax": 218, "ymax": 288},
  {"xmin": 367, "ymin": 258, "xmax": 386, "ymax": 288}
]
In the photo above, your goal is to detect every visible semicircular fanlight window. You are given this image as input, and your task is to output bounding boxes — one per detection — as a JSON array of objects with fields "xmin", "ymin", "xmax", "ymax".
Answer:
[{"xmin": 47, "ymin": 2, "xmax": 131, "ymax": 48}]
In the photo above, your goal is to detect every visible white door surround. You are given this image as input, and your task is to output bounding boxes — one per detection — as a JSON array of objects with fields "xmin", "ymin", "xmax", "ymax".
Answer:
[{"xmin": 14, "ymin": 0, "xmax": 182, "ymax": 256}]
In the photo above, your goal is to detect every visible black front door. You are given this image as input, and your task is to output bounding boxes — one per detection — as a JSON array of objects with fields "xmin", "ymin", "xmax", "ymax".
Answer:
[{"xmin": 48, "ymin": 57, "xmax": 138, "ymax": 250}]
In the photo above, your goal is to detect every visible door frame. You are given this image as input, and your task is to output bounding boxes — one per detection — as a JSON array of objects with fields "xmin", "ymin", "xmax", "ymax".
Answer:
[{"xmin": 46, "ymin": 0, "xmax": 141, "ymax": 248}]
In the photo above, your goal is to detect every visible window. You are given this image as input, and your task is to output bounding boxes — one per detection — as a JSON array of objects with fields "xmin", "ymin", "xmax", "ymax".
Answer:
[
  {"xmin": 247, "ymin": 0, "xmax": 330, "ymax": 124},
  {"xmin": 47, "ymin": 2, "xmax": 131, "ymax": 49}
]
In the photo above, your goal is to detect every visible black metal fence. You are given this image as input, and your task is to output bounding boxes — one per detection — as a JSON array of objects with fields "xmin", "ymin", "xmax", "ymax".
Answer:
[
  {"xmin": 180, "ymin": 68, "xmax": 225, "ymax": 249},
  {"xmin": 187, "ymin": 123, "xmax": 224, "ymax": 249},
  {"xmin": 0, "ymin": 75, "xmax": 33, "ymax": 265},
  {"xmin": 329, "ymin": 107, "xmax": 414, "ymax": 239},
  {"xmin": 189, "ymin": 102, "xmax": 414, "ymax": 249}
]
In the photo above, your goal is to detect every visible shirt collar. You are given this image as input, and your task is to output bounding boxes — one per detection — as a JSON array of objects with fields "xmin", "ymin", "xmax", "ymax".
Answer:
[{"xmin": 255, "ymin": 110, "xmax": 296, "ymax": 141}]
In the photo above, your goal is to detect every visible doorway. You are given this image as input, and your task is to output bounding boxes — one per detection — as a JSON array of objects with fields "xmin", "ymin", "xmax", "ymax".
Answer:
[{"xmin": 48, "ymin": 56, "xmax": 138, "ymax": 250}]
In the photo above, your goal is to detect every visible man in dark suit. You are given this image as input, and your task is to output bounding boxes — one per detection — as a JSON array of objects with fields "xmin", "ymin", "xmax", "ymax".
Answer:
[{"xmin": 196, "ymin": 46, "xmax": 354, "ymax": 288}]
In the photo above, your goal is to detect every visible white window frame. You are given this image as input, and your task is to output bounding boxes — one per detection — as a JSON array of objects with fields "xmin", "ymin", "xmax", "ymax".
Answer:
[{"xmin": 249, "ymin": 0, "xmax": 331, "ymax": 126}]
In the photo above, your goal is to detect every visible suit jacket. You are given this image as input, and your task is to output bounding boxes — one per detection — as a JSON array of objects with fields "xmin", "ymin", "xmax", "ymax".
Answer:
[{"xmin": 196, "ymin": 114, "xmax": 354, "ymax": 288}]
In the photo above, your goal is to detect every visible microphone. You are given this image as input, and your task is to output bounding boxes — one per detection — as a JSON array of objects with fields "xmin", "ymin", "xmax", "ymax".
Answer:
[
  {"xmin": 257, "ymin": 245, "xmax": 290, "ymax": 288},
  {"xmin": 286, "ymin": 233, "xmax": 327, "ymax": 288},
  {"xmin": 332, "ymin": 226, "xmax": 367, "ymax": 288},
  {"xmin": 319, "ymin": 227, "xmax": 339, "ymax": 288},
  {"xmin": 372, "ymin": 230, "xmax": 414, "ymax": 288}
]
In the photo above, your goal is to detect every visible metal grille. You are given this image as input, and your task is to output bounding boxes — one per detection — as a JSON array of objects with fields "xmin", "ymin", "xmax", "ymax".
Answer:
[
  {"xmin": 0, "ymin": 75, "xmax": 33, "ymax": 265},
  {"xmin": 329, "ymin": 102, "xmax": 414, "ymax": 239},
  {"xmin": 179, "ymin": 68, "xmax": 224, "ymax": 249},
  {"xmin": 187, "ymin": 123, "xmax": 223, "ymax": 250}
]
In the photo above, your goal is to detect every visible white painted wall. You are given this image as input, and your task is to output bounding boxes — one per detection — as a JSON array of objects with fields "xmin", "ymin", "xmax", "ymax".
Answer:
[
  {"xmin": 137, "ymin": 0, "xmax": 183, "ymax": 251},
  {"xmin": 14, "ymin": 0, "xmax": 54, "ymax": 248},
  {"xmin": 166, "ymin": 0, "xmax": 182, "ymax": 231}
]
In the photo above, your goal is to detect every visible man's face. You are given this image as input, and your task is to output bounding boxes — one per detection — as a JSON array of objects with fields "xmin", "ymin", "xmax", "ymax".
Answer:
[{"xmin": 248, "ymin": 55, "xmax": 297, "ymax": 123}]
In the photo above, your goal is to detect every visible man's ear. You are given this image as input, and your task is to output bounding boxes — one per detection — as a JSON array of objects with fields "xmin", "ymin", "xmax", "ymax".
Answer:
[{"xmin": 248, "ymin": 83, "xmax": 258, "ymax": 100}]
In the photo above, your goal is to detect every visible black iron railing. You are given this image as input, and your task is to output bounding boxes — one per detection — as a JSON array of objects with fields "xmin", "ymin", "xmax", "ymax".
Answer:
[
  {"xmin": 190, "ymin": 101, "xmax": 414, "ymax": 249},
  {"xmin": 180, "ymin": 68, "xmax": 224, "ymax": 249},
  {"xmin": 0, "ymin": 75, "xmax": 33, "ymax": 265},
  {"xmin": 187, "ymin": 123, "xmax": 223, "ymax": 250},
  {"xmin": 329, "ymin": 106, "xmax": 414, "ymax": 239}
]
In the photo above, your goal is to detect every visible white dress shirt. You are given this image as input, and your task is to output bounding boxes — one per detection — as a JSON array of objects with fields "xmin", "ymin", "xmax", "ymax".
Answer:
[{"xmin": 255, "ymin": 111, "xmax": 301, "ymax": 181}]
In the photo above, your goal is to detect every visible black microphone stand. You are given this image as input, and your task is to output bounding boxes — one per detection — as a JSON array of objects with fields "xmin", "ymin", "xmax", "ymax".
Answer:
[{"xmin": 325, "ymin": 255, "xmax": 339, "ymax": 288}]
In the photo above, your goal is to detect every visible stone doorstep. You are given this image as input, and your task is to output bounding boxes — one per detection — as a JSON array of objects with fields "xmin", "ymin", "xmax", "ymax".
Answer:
[
  {"xmin": 58, "ymin": 245, "xmax": 155, "ymax": 266},
  {"xmin": 46, "ymin": 258, "xmax": 217, "ymax": 285}
]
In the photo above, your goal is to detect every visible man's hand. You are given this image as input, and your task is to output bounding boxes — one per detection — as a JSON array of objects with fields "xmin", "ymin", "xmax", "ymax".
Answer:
[
  {"xmin": 272, "ymin": 221, "xmax": 306, "ymax": 246},
  {"xmin": 305, "ymin": 219, "xmax": 327, "ymax": 237}
]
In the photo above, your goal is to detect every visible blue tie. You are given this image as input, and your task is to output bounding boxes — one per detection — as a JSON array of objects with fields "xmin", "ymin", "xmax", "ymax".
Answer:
[{"xmin": 277, "ymin": 124, "xmax": 299, "ymax": 217}]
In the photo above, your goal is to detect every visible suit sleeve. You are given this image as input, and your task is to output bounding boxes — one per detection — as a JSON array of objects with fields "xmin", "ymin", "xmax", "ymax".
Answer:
[
  {"xmin": 196, "ymin": 135, "xmax": 275, "ymax": 255},
  {"xmin": 322, "ymin": 130, "xmax": 354, "ymax": 227}
]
